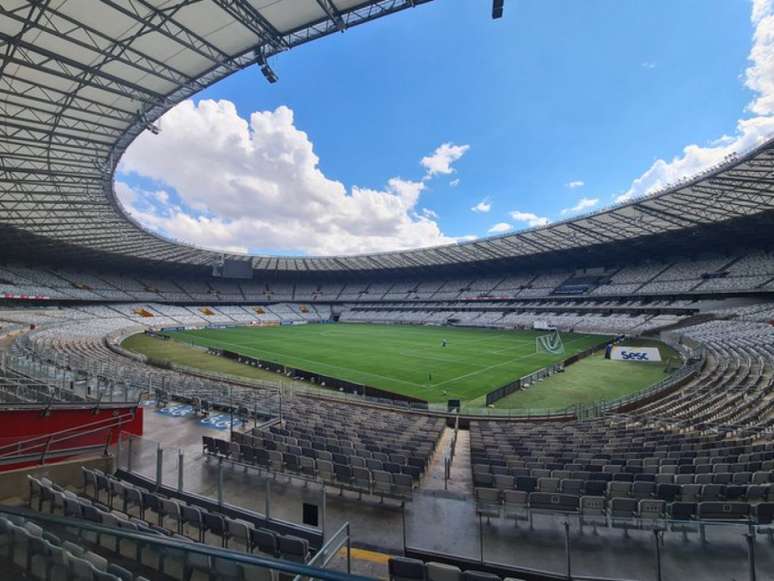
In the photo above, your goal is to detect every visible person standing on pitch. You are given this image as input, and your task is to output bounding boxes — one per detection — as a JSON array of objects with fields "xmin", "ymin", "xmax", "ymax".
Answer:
[{"xmin": 442, "ymin": 338, "xmax": 448, "ymax": 348}]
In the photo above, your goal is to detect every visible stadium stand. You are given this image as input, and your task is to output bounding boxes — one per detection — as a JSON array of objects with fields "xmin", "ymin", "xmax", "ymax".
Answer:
[{"xmin": 2, "ymin": 1, "xmax": 774, "ymax": 579}]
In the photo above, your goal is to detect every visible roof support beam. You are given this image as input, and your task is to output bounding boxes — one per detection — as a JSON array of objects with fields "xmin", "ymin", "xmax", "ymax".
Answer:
[
  {"xmin": 316, "ymin": 0, "xmax": 346, "ymax": 31},
  {"xmin": 212, "ymin": 0, "xmax": 288, "ymax": 49}
]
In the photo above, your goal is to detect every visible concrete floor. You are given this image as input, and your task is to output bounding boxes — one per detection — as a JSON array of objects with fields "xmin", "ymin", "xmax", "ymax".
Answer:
[{"xmin": 131, "ymin": 405, "xmax": 774, "ymax": 581}]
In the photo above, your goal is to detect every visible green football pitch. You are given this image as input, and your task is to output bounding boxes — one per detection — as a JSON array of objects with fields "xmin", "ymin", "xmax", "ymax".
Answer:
[{"xmin": 152, "ymin": 323, "xmax": 609, "ymax": 403}]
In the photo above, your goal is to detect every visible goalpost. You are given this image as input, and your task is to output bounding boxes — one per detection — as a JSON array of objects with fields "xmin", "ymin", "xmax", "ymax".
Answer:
[{"xmin": 536, "ymin": 329, "xmax": 565, "ymax": 355}]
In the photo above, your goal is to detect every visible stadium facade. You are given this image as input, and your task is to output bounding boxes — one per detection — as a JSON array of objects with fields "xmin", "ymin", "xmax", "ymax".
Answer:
[{"xmin": 1, "ymin": 2, "xmax": 774, "ymax": 580}]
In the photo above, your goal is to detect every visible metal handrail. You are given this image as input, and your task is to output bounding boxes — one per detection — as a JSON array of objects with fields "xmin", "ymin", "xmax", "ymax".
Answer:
[
  {"xmin": 293, "ymin": 522, "xmax": 351, "ymax": 581},
  {"xmin": 0, "ymin": 507, "xmax": 366, "ymax": 581},
  {"xmin": 0, "ymin": 409, "xmax": 136, "ymax": 458}
]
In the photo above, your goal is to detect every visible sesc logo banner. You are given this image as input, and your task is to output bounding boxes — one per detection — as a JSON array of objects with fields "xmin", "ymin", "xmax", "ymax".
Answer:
[{"xmin": 610, "ymin": 346, "xmax": 662, "ymax": 362}]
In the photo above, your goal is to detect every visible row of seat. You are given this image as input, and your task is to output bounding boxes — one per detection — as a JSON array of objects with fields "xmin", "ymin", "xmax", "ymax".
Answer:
[
  {"xmin": 388, "ymin": 556, "xmax": 525, "ymax": 581},
  {"xmin": 0, "ymin": 515, "xmax": 146, "ymax": 581},
  {"xmin": 204, "ymin": 436, "xmax": 415, "ymax": 500},
  {"xmin": 475, "ymin": 475, "xmax": 774, "ymax": 503},
  {"xmin": 472, "ymin": 459, "xmax": 774, "ymax": 481},
  {"xmin": 78, "ymin": 469, "xmax": 310, "ymax": 561},
  {"xmin": 266, "ymin": 422, "xmax": 438, "ymax": 461},
  {"xmin": 474, "ymin": 488, "xmax": 774, "ymax": 539},
  {"xmin": 232, "ymin": 431, "xmax": 429, "ymax": 477}
]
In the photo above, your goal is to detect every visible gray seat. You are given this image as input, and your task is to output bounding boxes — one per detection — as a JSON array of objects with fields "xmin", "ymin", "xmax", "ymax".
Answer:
[
  {"xmin": 389, "ymin": 557, "xmax": 425, "ymax": 581},
  {"xmin": 463, "ymin": 571, "xmax": 500, "ymax": 581},
  {"xmin": 579, "ymin": 496, "xmax": 607, "ymax": 534},
  {"xmin": 475, "ymin": 488, "xmax": 501, "ymax": 521},
  {"xmin": 609, "ymin": 498, "xmax": 637, "ymax": 537},
  {"xmin": 427, "ymin": 562, "xmax": 462, "ymax": 581},
  {"xmin": 277, "ymin": 535, "xmax": 309, "ymax": 563}
]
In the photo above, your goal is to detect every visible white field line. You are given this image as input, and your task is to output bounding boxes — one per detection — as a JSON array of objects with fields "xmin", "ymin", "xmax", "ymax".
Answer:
[
  {"xmin": 181, "ymin": 335, "xmax": 424, "ymax": 388},
  {"xmin": 430, "ymin": 336, "xmax": 589, "ymax": 389},
  {"xmin": 179, "ymin": 329, "xmax": 592, "ymax": 394}
]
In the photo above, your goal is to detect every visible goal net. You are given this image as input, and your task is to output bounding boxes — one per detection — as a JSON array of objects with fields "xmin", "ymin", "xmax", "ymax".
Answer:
[{"xmin": 536, "ymin": 330, "xmax": 565, "ymax": 355}]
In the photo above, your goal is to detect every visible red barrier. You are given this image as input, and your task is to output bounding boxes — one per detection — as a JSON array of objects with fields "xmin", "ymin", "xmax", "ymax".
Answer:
[{"xmin": 0, "ymin": 406, "xmax": 143, "ymax": 470}]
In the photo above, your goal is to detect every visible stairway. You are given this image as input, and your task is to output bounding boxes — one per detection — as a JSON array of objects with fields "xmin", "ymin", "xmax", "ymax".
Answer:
[{"xmin": 419, "ymin": 426, "xmax": 472, "ymax": 497}]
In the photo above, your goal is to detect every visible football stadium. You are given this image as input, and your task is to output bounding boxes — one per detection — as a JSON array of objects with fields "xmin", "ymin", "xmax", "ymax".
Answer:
[{"xmin": 0, "ymin": 1, "xmax": 774, "ymax": 580}]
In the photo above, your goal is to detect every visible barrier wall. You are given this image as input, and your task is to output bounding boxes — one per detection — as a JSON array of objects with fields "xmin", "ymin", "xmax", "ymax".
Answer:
[
  {"xmin": 0, "ymin": 405, "xmax": 143, "ymax": 471},
  {"xmin": 0, "ymin": 406, "xmax": 142, "ymax": 447}
]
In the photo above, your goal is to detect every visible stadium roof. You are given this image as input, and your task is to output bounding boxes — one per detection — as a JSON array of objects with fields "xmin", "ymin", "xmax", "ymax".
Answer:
[{"xmin": 2, "ymin": 0, "xmax": 774, "ymax": 274}]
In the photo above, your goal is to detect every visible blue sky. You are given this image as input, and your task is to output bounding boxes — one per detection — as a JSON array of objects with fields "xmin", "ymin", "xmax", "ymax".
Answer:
[{"xmin": 117, "ymin": 0, "xmax": 774, "ymax": 255}]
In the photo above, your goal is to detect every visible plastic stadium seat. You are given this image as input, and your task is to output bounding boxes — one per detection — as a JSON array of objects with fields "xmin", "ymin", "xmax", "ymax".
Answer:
[
  {"xmin": 181, "ymin": 505, "xmax": 204, "ymax": 542},
  {"xmin": 463, "ymin": 570, "xmax": 500, "ymax": 581},
  {"xmin": 203, "ymin": 513, "xmax": 226, "ymax": 547},
  {"xmin": 225, "ymin": 517, "xmax": 252, "ymax": 551},
  {"xmin": 475, "ymin": 488, "xmax": 501, "ymax": 521},
  {"xmin": 250, "ymin": 528, "xmax": 277, "ymax": 557},
  {"xmin": 579, "ymin": 496, "xmax": 607, "ymax": 534},
  {"xmin": 669, "ymin": 502, "xmax": 698, "ymax": 540},
  {"xmin": 503, "ymin": 490, "xmax": 530, "ymax": 526},
  {"xmin": 754, "ymin": 503, "xmax": 774, "ymax": 540},
  {"xmin": 656, "ymin": 483, "xmax": 680, "ymax": 502},
  {"xmin": 426, "ymin": 561, "xmax": 462, "ymax": 581},
  {"xmin": 278, "ymin": 535, "xmax": 309, "ymax": 563},
  {"xmin": 609, "ymin": 498, "xmax": 637, "ymax": 537},
  {"xmin": 638, "ymin": 499, "xmax": 666, "ymax": 529},
  {"xmin": 389, "ymin": 557, "xmax": 426, "ymax": 581},
  {"xmin": 528, "ymin": 493, "xmax": 579, "ymax": 513}
]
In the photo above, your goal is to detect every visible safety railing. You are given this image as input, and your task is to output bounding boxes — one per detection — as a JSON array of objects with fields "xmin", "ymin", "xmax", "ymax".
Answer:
[
  {"xmin": 443, "ymin": 413, "xmax": 459, "ymax": 490},
  {"xmin": 0, "ymin": 409, "xmax": 136, "ymax": 467},
  {"xmin": 294, "ymin": 522, "xmax": 352, "ymax": 581},
  {"xmin": 403, "ymin": 499, "xmax": 768, "ymax": 581},
  {"xmin": 0, "ymin": 506, "xmax": 365, "ymax": 581},
  {"xmin": 3, "ymin": 348, "xmax": 145, "ymax": 404}
]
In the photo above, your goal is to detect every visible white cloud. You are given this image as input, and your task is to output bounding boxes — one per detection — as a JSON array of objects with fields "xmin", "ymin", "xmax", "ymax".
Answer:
[
  {"xmin": 641, "ymin": 61, "xmax": 656, "ymax": 70},
  {"xmin": 560, "ymin": 196, "xmax": 599, "ymax": 215},
  {"xmin": 449, "ymin": 178, "xmax": 460, "ymax": 187},
  {"xmin": 420, "ymin": 208, "xmax": 439, "ymax": 219},
  {"xmin": 618, "ymin": 0, "xmax": 774, "ymax": 204},
  {"xmin": 566, "ymin": 180, "xmax": 584, "ymax": 189},
  {"xmin": 747, "ymin": 0, "xmax": 774, "ymax": 115},
  {"xmin": 420, "ymin": 142, "xmax": 470, "ymax": 177},
  {"xmin": 488, "ymin": 222, "xmax": 512, "ymax": 234},
  {"xmin": 119, "ymin": 100, "xmax": 461, "ymax": 255},
  {"xmin": 509, "ymin": 210, "xmax": 550, "ymax": 227},
  {"xmin": 471, "ymin": 198, "xmax": 491, "ymax": 213}
]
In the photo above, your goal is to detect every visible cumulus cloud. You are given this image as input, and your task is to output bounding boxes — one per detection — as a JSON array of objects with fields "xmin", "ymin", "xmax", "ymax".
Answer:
[
  {"xmin": 488, "ymin": 222, "xmax": 512, "ymax": 234},
  {"xmin": 561, "ymin": 196, "xmax": 599, "ymax": 215},
  {"xmin": 509, "ymin": 210, "xmax": 550, "ymax": 228},
  {"xmin": 617, "ymin": 0, "xmax": 774, "ymax": 204},
  {"xmin": 119, "ymin": 100, "xmax": 465, "ymax": 255},
  {"xmin": 420, "ymin": 142, "xmax": 470, "ymax": 177},
  {"xmin": 471, "ymin": 198, "xmax": 491, "ymax": 213},
  {"xmin": 566, "ymin": 180, "xmax": 584, "ymax": 189},
  {"xmin": 449, "ymin": 178, "xmax": 460, "ymax": 187}
]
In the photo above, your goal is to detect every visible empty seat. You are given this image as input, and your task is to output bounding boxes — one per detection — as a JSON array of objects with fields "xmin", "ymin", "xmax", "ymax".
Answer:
[
  {"xmin": 251, "ymin": 528, "xmax": 277, "ymax": 557},
  {"xmin": 528, "ymin": 492, "xmax": 578, "ymax": 513},
  {"xmin": 579, "ymin": 496, "xmax": 606, "ymax": 534},
  {"xmin": 389, "ymin": 557, "xmax": 426, "ymax": 581},
  {"xmin": 427, "ymin": 561, "xmax": 462, "ymax": 581},
  {"xmin": 609, "ymin": 498, "xmax": 637, "ymax": 536},
  {"xmin": 278, "ymin": 535, "xmax": 309, "ymax": 563},
  {"xmin": 475, "ymin": 488, "xmax": 501, "ymax": 521}
]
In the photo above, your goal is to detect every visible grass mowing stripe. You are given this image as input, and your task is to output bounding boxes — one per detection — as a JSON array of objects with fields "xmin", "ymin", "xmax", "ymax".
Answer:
[{"xmin": 162, "ymin": 324, "xmax": 609, "ymax": 402}]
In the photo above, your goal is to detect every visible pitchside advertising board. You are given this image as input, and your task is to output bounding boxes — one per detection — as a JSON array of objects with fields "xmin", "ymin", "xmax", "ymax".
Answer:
[{"xmin": 611, "ymin": 346, "xmax": 662, "ymax": 362}]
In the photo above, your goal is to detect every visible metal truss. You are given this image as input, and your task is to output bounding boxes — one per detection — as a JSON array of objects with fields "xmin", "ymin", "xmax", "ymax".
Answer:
[{"xmin": 1, "ymin": 0, "xmax": 774, "ymax": 274}]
